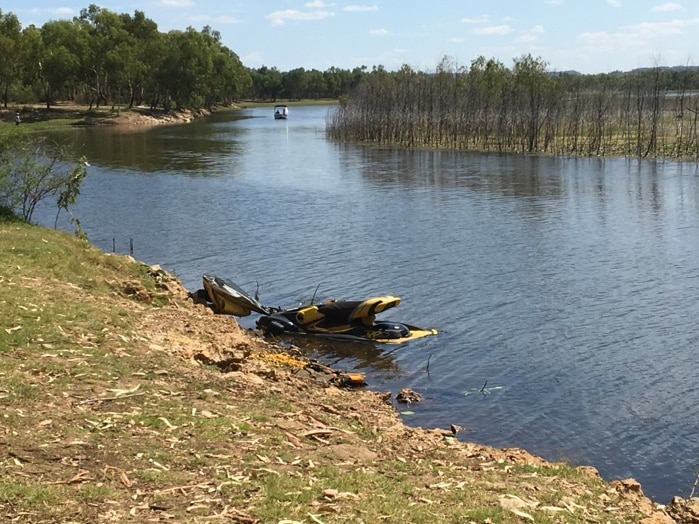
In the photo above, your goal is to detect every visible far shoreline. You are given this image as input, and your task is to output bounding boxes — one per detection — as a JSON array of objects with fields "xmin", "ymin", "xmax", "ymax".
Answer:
[{"xmin": 0, "ymin": 99, "xmax": 339, "ymax": 132}]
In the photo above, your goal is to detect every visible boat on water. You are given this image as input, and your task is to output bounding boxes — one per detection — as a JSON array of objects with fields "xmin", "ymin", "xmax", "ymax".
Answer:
[
  {"xmin": 274, "ymin": 104, "xmax": 288, "ymax": 119},
  {"xmin": 200, "ymin": 274, "xmax": 437, "ymax": 345}
]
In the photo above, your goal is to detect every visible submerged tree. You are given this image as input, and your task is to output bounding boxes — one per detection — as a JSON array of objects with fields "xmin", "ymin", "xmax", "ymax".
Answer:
[{"xmin": 328, "ymin": 54, "xmax": 699, "ymax": 160}]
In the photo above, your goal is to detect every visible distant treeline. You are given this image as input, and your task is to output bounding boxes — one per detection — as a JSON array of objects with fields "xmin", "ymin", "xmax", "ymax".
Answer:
[
  {"xmin": 0, "ymin": 6, "xmax": 365, "ymax": 111},
  {"xmin": 327, "ymin": 56, "xmax": 699, "ymax": 160},
  {"xmin": 6, "ymin": 6, "xmax": 699, "ymax": 160}
]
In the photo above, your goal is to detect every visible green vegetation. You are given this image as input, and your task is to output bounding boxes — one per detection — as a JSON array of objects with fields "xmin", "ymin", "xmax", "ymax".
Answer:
[
  {"xmin": 0, "ymin": 133, "xmax": 87, "ymax": 227},
  {"xmin": 0, "ymin": 218, "xmax": 665, "ymax": 522},
  {"xmin": 0, "ymin": 6, "xmax": 364, "ymax": 113},
  {"xmin": 0, "ymin": 6, "xmax": 248, "ymax": 112},
  {"xmin": 328, "ymin": 55, "xmax": 699, "ymax": 160}
]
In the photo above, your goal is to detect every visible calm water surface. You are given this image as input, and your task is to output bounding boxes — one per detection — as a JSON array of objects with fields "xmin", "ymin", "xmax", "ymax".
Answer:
[{"xmin": 40, "ymin": 105, "xmax": 699, "ymax": 502}]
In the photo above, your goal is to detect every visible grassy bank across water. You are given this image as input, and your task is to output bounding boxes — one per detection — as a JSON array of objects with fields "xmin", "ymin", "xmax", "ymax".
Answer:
[{"xmin": 0, "ymin": 219, "xmax": 688, "ymax": 522}]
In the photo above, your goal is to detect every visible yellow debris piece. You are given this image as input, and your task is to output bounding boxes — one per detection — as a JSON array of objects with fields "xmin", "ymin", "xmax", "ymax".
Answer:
[{"xmin": 255, "ymin": 352, "xmax": 307, "ymax": 368}]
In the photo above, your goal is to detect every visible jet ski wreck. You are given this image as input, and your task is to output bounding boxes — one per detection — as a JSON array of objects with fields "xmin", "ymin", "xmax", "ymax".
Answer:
[{"xmin": 201, "ymin": 274, "xmax": 438, "ymax": 344}]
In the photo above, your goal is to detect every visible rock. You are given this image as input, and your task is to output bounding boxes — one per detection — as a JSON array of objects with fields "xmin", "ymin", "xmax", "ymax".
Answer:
[
  {"xmin": 667, "ymin": 496, "xmax": 699, "ymax": 524},
  {"xmin": 396, "ymin": 388, "xmax": 422, "ymax": 404},
  {"xmin": 575, "ymin": 465, "xmax": 600, "ymax": 478},
  {"xmin": 614, "ymin": 478, "xmax": 644, "ymax": 497}
]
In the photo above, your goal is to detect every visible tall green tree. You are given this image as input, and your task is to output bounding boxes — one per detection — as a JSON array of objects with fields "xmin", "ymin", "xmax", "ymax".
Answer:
[
  {"xmin": 37, "ymin": 20, "xmax": 83, "ymax": 107},
  {"xmin": 0, "ymin": 10, "xmax": 22, "ymax": 108}
]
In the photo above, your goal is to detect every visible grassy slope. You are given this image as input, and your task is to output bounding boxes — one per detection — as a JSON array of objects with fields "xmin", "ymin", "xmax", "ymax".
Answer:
[{"xmin": 0, "ymin": 216, "xmax": 676, "ymax": 521}]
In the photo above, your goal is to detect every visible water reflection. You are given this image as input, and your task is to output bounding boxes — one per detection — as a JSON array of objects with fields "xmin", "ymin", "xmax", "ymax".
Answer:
[
  {"xmin": 272, "ymin": 335, "xmax": 402, "ymax": 374},
  {"xmin": 47, "ymin": 112, "xmax": 252, "ymax": 173},
  {"xmin": 339, "ymin": 145, "xmax": 573, "ymax": 199}
]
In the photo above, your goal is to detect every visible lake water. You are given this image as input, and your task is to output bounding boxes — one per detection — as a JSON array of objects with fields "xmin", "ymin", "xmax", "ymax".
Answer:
[{"xmin": 38, "ymin": 105, "xmax": 699, "ymax": 503}]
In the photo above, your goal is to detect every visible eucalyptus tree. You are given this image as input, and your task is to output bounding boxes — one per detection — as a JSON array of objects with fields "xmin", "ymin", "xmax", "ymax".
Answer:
[
  {"xmin": 0, "ymin": 10, "xmax": 22, "ymax": 108},
  {"xmin": 19, "ymin": 25, "xmax": 43, "ymax": 101},
  {"xmin": 212, "ymin": 45, "xmax": 250, "ymax": 105},
  {"xmin": 322, "ymin": 67, "xmax": 343, "ymax": 99},
  {"xmin": 305, "ymin": 69, "xmax": 326, "ymax": 100},
  {"xmin": 36, "ymin": 20, "xmax": 84, "ymax": 107},
  {"xmin": 117, "ymin": 10, "xmax": 161, "ymax": 108},
  {"xmin": 155, "ymin": 27, "xmax": 215, "ymax": 110},
  {"xmin": 197, "ymin": 26, "xmax": 250, "ymax": 108},
  {"xmin": 283, "ymin": 67, "xmax": 308, "ymax": 100},
  {"xmin": 78, "ymin": 5, "xmax": 135, "ymax": 108},
  {"xmin": 249, "ymin": 66, "xmax": 284, "ymax": 100}
]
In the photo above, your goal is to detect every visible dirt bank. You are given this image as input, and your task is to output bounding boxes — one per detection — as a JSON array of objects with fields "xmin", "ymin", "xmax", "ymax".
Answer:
[{"xmin": 3, "ymin": 102, "xmax": 210, "ymax": 127}]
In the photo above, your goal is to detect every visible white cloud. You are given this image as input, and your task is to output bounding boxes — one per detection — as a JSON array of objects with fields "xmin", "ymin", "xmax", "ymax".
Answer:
[
  {"xmin": 461, "ymin": 15, "xmax": 489, "ymax": 24},
  {"xmin": 472, "ymin": 24, "xmax": 513, "ymax": 36},
  {"xmin": 578, "ymin": 17, "xmax": 699, "ymax": 52},
  {"xmin": 518, "ymin": 25, "xmax": 545, "ymax": 43},
  {"xmin": 607, "ymin": 0, "xmax": 622, "ymax": 6},
  {"xmin": 370, "ymin": 28, "xmax": 389, "ymax": 36},
  {"xmin": 266, "ymin": 8, "xmax": 334, "ymax": 26},
  {"xmin": 343, "ymin": 5, "xmax": 378, "ymax": 12},
  {"xmin": 651, "ymin": 2, "xmax": 683, "ymax": 12},
  {"xmin": 50, "ymin": 7, "xmax": 75, "ymax": 16},
  {"xmin": 305, "ymin": 1, "xmax": 332, "ymax": 7}
]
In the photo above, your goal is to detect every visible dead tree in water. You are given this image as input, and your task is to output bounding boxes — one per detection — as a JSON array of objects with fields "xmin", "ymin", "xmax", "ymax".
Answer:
[{"xmin": 326, "ymin": 56, "xmax": 699, "ymax": 160}]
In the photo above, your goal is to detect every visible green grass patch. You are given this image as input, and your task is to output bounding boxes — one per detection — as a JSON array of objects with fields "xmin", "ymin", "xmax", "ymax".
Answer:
[{"xmin": 0, "ymin": 480, "xmax": 58, "ymax": 508}]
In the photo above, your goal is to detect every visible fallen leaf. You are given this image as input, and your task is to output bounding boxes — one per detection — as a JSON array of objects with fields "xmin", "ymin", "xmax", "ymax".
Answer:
[
  {"xmin": 322, "ymin": 489, "xmax": 359, "ymax": 500},
  {"xmin": 285, "ymin": 431, "xmax": 302, "ymax": 448},
  {"xmin": 499, "ymin": 494, "xmax": 538, "ymax": 521},
  {"xmin": 119, "ymin": 470, "xmax": 133, "ymax": 487},
  {"xmin": 106, "ymin": 384, "xmax": 140, "ymax": 397},
  {"xmin": 301, "ymin": 429, "xmax": 333, "ymax": 438},
  {"xmin": 158, "ymin": 417, "xmax": 177, "ymax": 429},
  {"xmin": 509, "ymin": 508, "xmax": 535, "ymax": 521},
  {"xmin": 186, "ymin": 504, "xmax": 209, "ymax": 512}
]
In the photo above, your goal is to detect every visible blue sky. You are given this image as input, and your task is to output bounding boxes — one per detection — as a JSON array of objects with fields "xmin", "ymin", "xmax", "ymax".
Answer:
[{"xmin": 4, "ymin": 1, "xmax": 699, "ymax": 74}]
